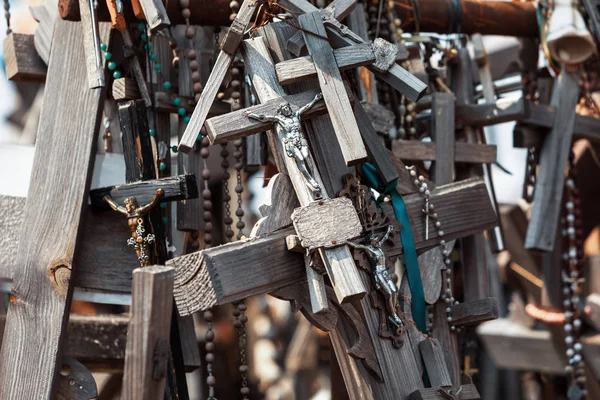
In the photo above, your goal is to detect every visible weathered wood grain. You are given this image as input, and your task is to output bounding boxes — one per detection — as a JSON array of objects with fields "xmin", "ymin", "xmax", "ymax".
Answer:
[
  {"xmin": 299, "ymin": 11, "xmax": 367, "ymax": 166},
  {"xmin": 177, "ymin": 0, "xmax": 257, "ymax": 152},
  {"xmin": 431, "ymin": 92, "xmax": 455, "ymax": 184},
  {"xmin": 0, "ymin": 196, "xmax": 24, "ymax": 278},
  {"xmin": 275, "ymin": 43, "xmax": 374, "ymax": 85},
  {"xmin": 89, "ymin": 174, "xmax": 198, "ymax": 209},
  {"xmin": 392, "ymin": 140, "xmax": 496, "ymax": 164},
  {"xmin": 30, "ymin": 0, "xmax": 60, "ymax": 65},
  {"xmin": 3, "ymin": 33, "xmax": 47, "ymax": 82},
  {"xmin": 139, "ymin": 0, "xmax": 170, "ymax": 31},
  {"xmin": 526, "ymin": 70, "xmax": 580, "ymax": 251},
  {"xmin": 419, "ymin": 339, "xmax": 452, "ymax": 387},
  {"xmin": 345, "ymin": 5, "xmax": 378, "ymax": 103},
  {"xmin": 449, "ymin": 297, "xmax": 499, "ymax": 326},
  {"xmin": 354, "ymin": 102, "xmax": 399, "ymax": 185},
  {"xmin": 121, "ymin": 30, "xmax": 152, "ymax": 106},
  {"xmin": 122, "ymin": 266, "xmax": 174, "ymax": 400},
  {"xmin": 170, "ymin": 178, "xmax": 497, "ymax": 314},
  {"xmin": 0, "ymin": 20, "xmax": 107, "ymax": 398},
  {"xmin": 112, "ymin": 77, "xmax": 141, "ymax": 100}
]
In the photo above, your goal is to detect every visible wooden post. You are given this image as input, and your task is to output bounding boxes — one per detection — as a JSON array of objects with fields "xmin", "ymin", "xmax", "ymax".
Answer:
[
  {"xmin": 526, "ymin": 70, "xmax": 580, "ymax": 251},
  {"xmin": 0, "ymin": 20, "xmax": 109, "ymax": 398},
  {"xmin": 122, "ymin": 266, "xmax": 174, "ymax": 400}
]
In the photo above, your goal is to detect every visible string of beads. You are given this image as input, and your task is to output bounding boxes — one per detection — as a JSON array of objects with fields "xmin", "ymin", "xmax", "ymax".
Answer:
[
  {"xmin": 561, "ymin": 149, "xmax": 587, "ymax": 395},
  {"xmin": 405, "ymin": 165, "xmax": 461, "ymax": 333}
]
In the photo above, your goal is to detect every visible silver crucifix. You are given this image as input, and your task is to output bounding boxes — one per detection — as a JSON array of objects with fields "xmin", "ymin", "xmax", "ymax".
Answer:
[{"xmin": 245, "ymin": 93, "xmax": 323, "ymax": 197}]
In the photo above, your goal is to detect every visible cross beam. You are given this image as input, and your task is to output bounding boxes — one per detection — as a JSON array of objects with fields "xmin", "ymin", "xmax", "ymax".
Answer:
[
  {"xmin": 393, "ymin": 140, "xmax": 497, "ymax": 164},
  {"xmin": 168, "ymin": 177, "xmax": 497, "ymax": 315}
]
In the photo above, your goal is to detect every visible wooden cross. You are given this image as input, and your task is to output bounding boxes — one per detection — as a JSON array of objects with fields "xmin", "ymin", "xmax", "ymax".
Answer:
[
  {"xmin": 278, "ymin": 0, "xmax": 426, "ymax": 101},
  {"xmin": 207, "ymin": 35, "xmax": 366, "ymax": 309}
]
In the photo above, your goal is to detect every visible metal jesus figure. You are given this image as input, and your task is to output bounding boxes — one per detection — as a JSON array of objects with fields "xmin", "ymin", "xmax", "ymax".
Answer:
[
  {"xmin": 104, "ymin": 188, "xmax": 164, "ymax": 267},
  {"xmin": 245, "ymin": 93, "xmax": 323, "ymax": 197},
  {"xmin": 348, "ymin": 225, "xmax": 403, "ymax": 333}
]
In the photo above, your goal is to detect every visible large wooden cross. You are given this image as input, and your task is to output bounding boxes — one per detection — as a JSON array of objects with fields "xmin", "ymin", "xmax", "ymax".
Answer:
[{"xmin": 207, "ymin": 35, "xmax": 366, "ymax": 309}]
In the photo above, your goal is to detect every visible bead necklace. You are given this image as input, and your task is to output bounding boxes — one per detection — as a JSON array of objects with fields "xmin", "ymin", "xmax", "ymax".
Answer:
[
  {"xmin": 203, "ymin": 310, "xmax": 217, "ymax": 400},
  {"xmin": 561, "ymin": 149, "xmax": 587, "ymax": 396},
  {"xmin": 405, "ymin": 165, "xmax": 461, "ymax": 332},
  {"xmin": 232, "ymin": 301, "xmax": 250, "ymax": 399}
]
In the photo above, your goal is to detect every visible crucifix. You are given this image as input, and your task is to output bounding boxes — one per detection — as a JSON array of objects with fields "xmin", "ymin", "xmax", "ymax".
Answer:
[{"xmin": 207, "ymin": 35, "xmax": 366, "ymax": 309}]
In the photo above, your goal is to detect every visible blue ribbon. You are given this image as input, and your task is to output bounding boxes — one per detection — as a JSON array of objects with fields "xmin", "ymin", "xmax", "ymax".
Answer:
[{"xmin": 361, "ymin": 163, "xmax": 427, "ymax": 333}]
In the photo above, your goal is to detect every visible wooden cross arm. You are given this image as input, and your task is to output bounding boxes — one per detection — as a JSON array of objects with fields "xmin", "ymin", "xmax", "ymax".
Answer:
[
  {"xmin": 168, "ymin": 177, "xmax": 498, "ymax": 316},
  {"xmin": 275, "ymin": 43, "xmax": 374, "ymax": 85},
  {"xmin": 3, "ymin": 33, "xmax": 47, "ymax": 83},
  {"xmin": 89, "ymin": 174, "xmax": 198, "ymax": 210},
  {"xmin": 205, "ymin": 89, "xmax": 347, "ymax": 144},
  {"xmin": 526, "ymin": 102, "xmax": 600, "ymax": 143},
  {"xmin": 455, "ymin": 97, "xmax": 528, "ymax": 127},
  {"xmin": 449, "ymin": 297, "xmax": 499, "ymax": 327},
  {"xmin": 392, "ymin": 140, "xmax": 497, "ymax": 164}
]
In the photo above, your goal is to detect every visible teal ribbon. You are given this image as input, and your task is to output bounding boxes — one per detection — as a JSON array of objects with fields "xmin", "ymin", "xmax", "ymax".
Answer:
[{"xmin": 361, "ymin": 163, "xmax": 427, "ymax": 333}]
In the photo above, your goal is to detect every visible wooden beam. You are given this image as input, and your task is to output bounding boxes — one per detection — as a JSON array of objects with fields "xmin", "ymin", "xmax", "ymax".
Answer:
[
  {"xmin": 122, "ymin": 266, "xmax": 174, "ymax": 400},
  {"xmin": 3, "ymin": 33, "xmax": 47, "ymax": 83},
  {"xmin": 392, "ymin": 140, "xmax": 497, "ymax": 164},
  {"xmin": 89, "ymin": 174, "xmax": 199, "ymax": 209},
  {"xmin": 275, "ymin": 43, "xmax": 375, "ymax": 85},
  {"xmin": 177, "ymin": 0, "xmax": 257, "ymax": 153},
  {"xmin": 455, "ymin": 97, "xmax": 527, "ymax": 127},
  {"xmin": 206, "ymin": 89, "xmax": 334, "ymax": 143},
  {"xmin": 298, "ymin": 11, "xmax": 367, "ymax": 166},
  {"xmin": 419, "ymin": 339, "xmax": 452, "ymax": 387},
  {"xmin": 169, "ymin": 177, "xmax": 497, "ymax": 315},
  {"xmin": 139, "ymin": 0, "xmax": 170, "ymax": 31},
  {"xmin": 526, "ymin": 70, "xmax": 580, "ymax": 251},
  {"xmin": 0, "ymin": 20, "xmax": 108, "ymax": 398},
  {"xmin": 354, "ymin": 102, "xmax": 399, "ymax": 185},
  {"xmin": 431, "ymin": 92, "xmax": 455, "ymax": 184},
  {"xmin": 449, "ymin": 298, "xmax": 499, "ymax": 327},
  {"xmin": 113, "ymin": 77, "xmax": 141, "ymax": 101},
  {"xmin": 478, "ymin": 318, "xmax": 565, "ymax": 374}
]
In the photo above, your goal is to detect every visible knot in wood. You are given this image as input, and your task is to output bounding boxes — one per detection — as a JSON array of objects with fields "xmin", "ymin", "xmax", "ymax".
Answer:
[{"xmin": 50, "ymin": 264, "xmax": 72, "ymax": 296}]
